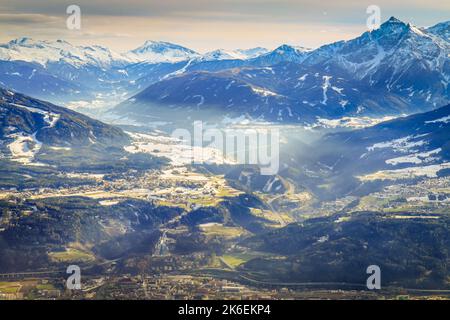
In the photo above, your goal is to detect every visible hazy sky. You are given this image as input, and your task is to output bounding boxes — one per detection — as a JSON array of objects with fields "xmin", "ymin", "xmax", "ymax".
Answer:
[{"xmin": 0, "ymin": 0, "xmax": 448, "ymax": 52}]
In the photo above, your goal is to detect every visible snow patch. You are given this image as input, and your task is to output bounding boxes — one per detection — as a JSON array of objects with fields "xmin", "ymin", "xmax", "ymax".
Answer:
[
  {"xmin": 426, "ymin": 115, "xmax": 450, "ymax": 124},
  {"xmin": 321, "ymin": 76, "xmax": 332, "ymax": 105},
  {"xmin": 386, "ymin": 148, "xmax": 442, "ymax": 165},
  {"xmin": 367, "ymin": 135, "xmax": 428, "ymax": 153},
  {"xmin": 7, "ymin": 132, "xmax": 43, "ymax": 165}
]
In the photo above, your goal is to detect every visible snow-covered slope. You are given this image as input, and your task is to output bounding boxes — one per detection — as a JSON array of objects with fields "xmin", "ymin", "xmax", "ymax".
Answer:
[
  {"xmin": 200, "ymin": 49, "xmax": 244, "ymax": 61},
  {"xmin": 235, "ymin": 47, "xmax": 269, "ymax": 59},
  {"xmin": 0, "ymin": 87, "xmax": 129, "ymax": 164},
  {"xmin": 126, "ymin": 40, "xmax": 200, "ymax": 63},
  {"xmin": 200, "ymin": 47, "xmax": 269, "ymax": 61},
  {"xmin": 426, "ymin": 21, "xmax": 450, "ymax": 43},
  {"xmin": 249, "ymin": 44, "xmax": 312, "ymax": 66},
  {"xmin": 303, "ymin": 17, "xmax": 449, "ymax": 108},
  {"xmin": 0, "ymin": 38, "xmax": 136, "ymax": 106},
  {"xmin": 315, "ymin": 103, "xmax": 450, "ymax": 179},
  {"xmin": 0, "ymin": 38, "xmax": 132, "ymax": 67}
]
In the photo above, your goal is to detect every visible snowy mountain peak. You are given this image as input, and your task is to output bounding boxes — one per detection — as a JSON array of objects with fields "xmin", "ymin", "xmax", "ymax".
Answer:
[
  {"xmin": 6, "ymin": 37, "xmax": 49, "ymax": 48},
  {"xmin": 235, "ymin": 47, "xmax": 269, "ymax": 59},
  {"xmin": 249, "ymin": 44, "xmax": 312, "ymax": 64},
  {"xmin": 0, "ymin": 38, "xmax": 132, "ymax": 67},
  {"xmin": 128, "ymin": 40, "xmax": 199, "ymax": 63},
  {"xmin": 7, "ymin": 37, "xmax": 33, "ymax": 45},
  {"xmin": 370, "ymin": 17, "xmax": 447, "ymax": 46},
  {"xmin": 274, "ymin": 44, "xmax": 311, "ymax": 54},
  {"xmin": 386, "ymin": 16, "xmax": 405, "ymax": 24},
  {"xmin": 377, "ymin": 16, "xmax": 410, "ymax": 34},
  {"xmin": 201, "ymin": 49, "xmax": 241, "ymax": 61},
  {"xmin": 133, "ymin": 40, "xmax": 196, "ymax": 54},
  {"xmin": 200, "ymin": 47, "xmax": 270, "ymax": 61}
]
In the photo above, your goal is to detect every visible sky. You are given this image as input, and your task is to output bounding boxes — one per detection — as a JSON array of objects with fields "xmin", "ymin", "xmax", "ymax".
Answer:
[{"xmin": 0, "ymin": 0, "xmax": 448, "ymax": 53}]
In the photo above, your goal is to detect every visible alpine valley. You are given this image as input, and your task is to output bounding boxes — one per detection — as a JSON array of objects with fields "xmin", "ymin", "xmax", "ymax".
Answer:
[{"xmin": 0, "ymin": 17, "xmax": 449, "ymax": 300}]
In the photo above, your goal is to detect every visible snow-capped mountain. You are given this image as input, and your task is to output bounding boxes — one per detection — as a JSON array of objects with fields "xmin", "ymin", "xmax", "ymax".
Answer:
[
  {"xmin": 0, "ymin": 39, "xmax": 318, "ymax": 110},
  {"xmin": 303, "ymin": 17, "xmax": 449, "ymax": 108},
  {"xmin": 248, "ymin": 44, "xmax": 312, "ymax": 66},
  {"xmin": 200, "ymin": 47, "xmax": 269, "ymax": 61},
  {"xmin": 134, "ymin": 44, "xmax": 312, "ymax": 87},
  {"xmin": 113, "ymin": 17, "xmax": 449, "ymax": 124},
  {"xmin": 127, "ymin": 40, "xmax": 200, "ymax": 63},
  {"xmin": 0, "ymin": 38, "xmax": 136, "ymax": 106},
  {"xmin": 0, "ymin": 39, "xmax": 201, "ymax": 106},
  {"xmin": 115, "ymin": 45, "xmax": 311, "ymax": 97},
  {"xmin": 0, "ymin": 17, "xmax": 448, "ymax": 120},
  {"xmin": 200, "ymin": 49, "xmax": 244, "ymax": 61},
  {"xmin": 235, "ymin": 47, "xmax": 270, "ymax": 59},
  {"xmin": 0, "ymin": 37, "xmax": 132, "ymax": 67},
  {"xmin": 197, "ymin": 45, "xmax": 305, "ymax": 63}
]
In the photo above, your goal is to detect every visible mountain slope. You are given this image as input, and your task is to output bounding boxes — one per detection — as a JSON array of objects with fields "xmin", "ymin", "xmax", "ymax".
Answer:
[
  {"xmin": 113, "ymin": 62, "xmax": 416, "ymax": 123},
  {"xmin": 0, "ymin": 38, "xmax": 135, "ymax": 105},
  {"xmin": 113, "ymin": 70, "xmax": 305, "ymax": 123},
  {"xmin": 280, "ymin": 104, "xmax": 450, "ymax": 201},
  {"xmin": 241, "ymin": 211, "xmax": 450, "ymax": 289},
  {"xmin": 317, "ymin": 103, "xmax": 450, "ymax": 174},
  {"xmin": 0, "ymin": 87, "xmax": 130, "ymax": 166},
  {"xmin": 247, "ymin": 44, "xmax": 311, "ymax": 66},
  {"xmin": 0, "ymin": 88, "xmax": 129, "ymax": 145},
  {"xmin": 0, "ymin": 38, "xmax": 132, "ymax": 67},
  {"xmin": 303, "ymin": 17, "xmax": 449, "ymax": 109},
  {"xmin": 114, "ymin": 17, "xmax": 449, "ymax": 123}
]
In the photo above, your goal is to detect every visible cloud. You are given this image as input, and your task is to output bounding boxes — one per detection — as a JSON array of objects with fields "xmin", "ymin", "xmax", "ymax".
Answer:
[
  {"xmin": 0, "ymin": 13, "xmax": 61, "ymax": 25},
  {"xmin": 2, "ymin": 0, "xmax": 448, "ymax": 21},
  {"xmin": 1, "ymin": 1, "xmax": 448, "ymax": 29}
]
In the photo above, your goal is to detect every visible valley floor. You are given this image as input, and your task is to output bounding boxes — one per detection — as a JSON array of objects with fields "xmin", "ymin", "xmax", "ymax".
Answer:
[{"xmin": 1, "ymin": 125, "xmax": 449, "ymax": 300}]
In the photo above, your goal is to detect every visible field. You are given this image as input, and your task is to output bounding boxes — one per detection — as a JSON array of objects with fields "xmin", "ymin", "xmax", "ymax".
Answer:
[
  {"xmin": 220, "ymin": 253, "xmax": 258, "ymax": 268},
  {"xmin": 0, "ymin": 282, "xmax": 21, "ymax": 294},
  {"xmin": 48, "ymin": 248, "xmax": 96, "ymax": 263},
  {"xmin": 199, "ymin": 223, "xmax": 249, "ymax": 238}
]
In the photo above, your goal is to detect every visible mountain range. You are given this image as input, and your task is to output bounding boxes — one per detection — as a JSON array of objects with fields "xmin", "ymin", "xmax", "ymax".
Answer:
[
  {"xmin": 114, "ymin": 17, "xmax": 449, "ymax": 123},
  {"xmin": 0, "ymin": 17, "xmax": 448, "ymax": 124},
  {"xmin": 0, "ymin": 37, "xmax": 275, "ymax": 107}
]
